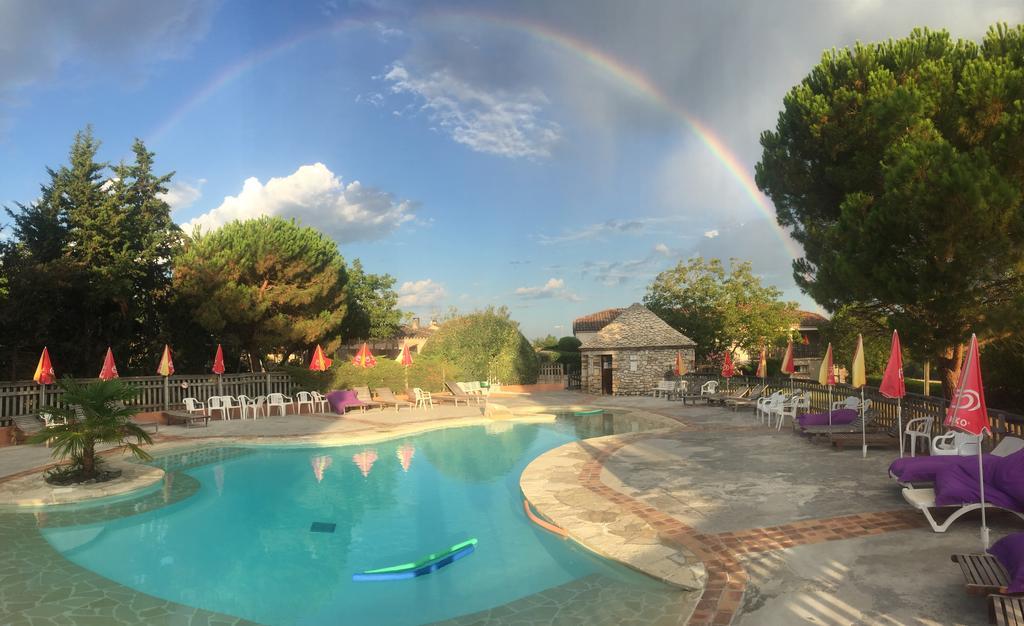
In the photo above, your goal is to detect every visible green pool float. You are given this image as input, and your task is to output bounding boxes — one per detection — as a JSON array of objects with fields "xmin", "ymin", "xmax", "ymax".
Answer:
[
  {"xmin": 361, "ymin": 538, "xmax": 479, "ymax": 574},
  {"xmin": 573, "ymin": 409, "xmax": 604, "ymax": 416}
]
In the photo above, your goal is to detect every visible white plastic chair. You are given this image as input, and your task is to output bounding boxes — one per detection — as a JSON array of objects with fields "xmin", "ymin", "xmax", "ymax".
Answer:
[
  {"xmin": 267, "ymin": 393, "xmax": 292, "ymax": 416},
  {"xmin": 773, "ymin": 393, "xmax": 809, "ymax": 430},
  {"xmin": 237, "ymin": 395, "xmax": 257, "ymax": 419},
  {"xmin": 931, "ymin": 431, "xmax": 981, "ymax": 456},
  {"xmin": 413, "ymin": 388, "xmax": 434, "ymax": 409},
  {"xmin": 183, "ymin": 397, "xmax": 206, "ymax": 416},
  {"xmin": 295, "ymin": 391, "xmax": 315, "ymax": 414},
  {"xmin": 701, "ymin": 380, "xmax": 719, "ymax": 396},
  {"xmin": 756, "ymin": 391, "xmax": 785, "ymax": 422},
  {"xmin": 904, "ymin": 417, "xmax": 933, "ymax": 457},
  {"xmin": 208, "ymin": 396, "xmax": 228, "ymax": 420},
  {"xmin": 39, "ymin": 412, "xmax": 66, "ymax": 428},
  {"xmin": 310, "ymin": 391, "xmax": 329, "ymax": 413}
]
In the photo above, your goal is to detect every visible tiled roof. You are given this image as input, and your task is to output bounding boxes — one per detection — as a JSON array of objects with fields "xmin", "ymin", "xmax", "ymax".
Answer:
[
  {"xmin": 573, "ymin": 308, "xmax": 625, "ymax": 334},
  {"xmin": 580, "ymin": 303, "xmax": 696, "ymax": 350},
  {"xmin": 797, "ymin": 310, "xmax": 829, "ymax": 328}
]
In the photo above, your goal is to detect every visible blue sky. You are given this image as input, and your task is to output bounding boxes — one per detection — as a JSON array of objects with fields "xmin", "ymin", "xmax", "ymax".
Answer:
[{"xmin": 2, "ymin": 0, "xmax": 1021, "ymax": 338}]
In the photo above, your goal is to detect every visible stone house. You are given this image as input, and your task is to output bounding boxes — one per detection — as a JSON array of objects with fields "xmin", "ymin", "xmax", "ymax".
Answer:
[{"xmin": 578, "ymin": 303, "xmax": 697, "ymax": 396}]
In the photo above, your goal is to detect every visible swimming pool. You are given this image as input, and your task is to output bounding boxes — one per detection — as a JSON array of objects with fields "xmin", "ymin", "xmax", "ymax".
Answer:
[{"xmin": 37, "ymin": 413, "xmax": 684, "ymax": 625}]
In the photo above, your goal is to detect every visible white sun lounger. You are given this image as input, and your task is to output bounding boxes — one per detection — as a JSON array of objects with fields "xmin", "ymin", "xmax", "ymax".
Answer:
[
  {"xmin": 890, "ymin": 436, "xmax": 1024, "ymax": 487},
  {"xmin": 902, "ymin": 487, "xmax": 1024, "ymax": 533}
]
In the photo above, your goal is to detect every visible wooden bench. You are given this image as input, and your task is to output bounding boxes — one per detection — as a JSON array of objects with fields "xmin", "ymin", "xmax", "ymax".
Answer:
[
  {"xmin": 991, "ymin": 595, "xmax": 1024, "ymax": 625},
  {"xmin": 952, "ymin": 553, "xmax": 1010, "ymax": 595}
]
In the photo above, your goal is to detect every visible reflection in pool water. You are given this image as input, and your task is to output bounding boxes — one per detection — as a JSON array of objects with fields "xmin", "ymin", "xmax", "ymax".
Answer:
[{"xmin": 38, "ymin": 412, "xmax": 680, "ymax": 626}]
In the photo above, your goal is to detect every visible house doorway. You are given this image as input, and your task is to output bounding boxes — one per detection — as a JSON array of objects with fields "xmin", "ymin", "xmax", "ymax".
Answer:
[{"xmin": 601, "ymin": 355, "xmax": 613, "ymax": 395}]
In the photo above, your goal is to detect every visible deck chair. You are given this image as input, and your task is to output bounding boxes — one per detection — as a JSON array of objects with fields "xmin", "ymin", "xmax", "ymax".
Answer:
[
  {"xmin": 352, "ymin": 386, "xmax": 382, "ymax": 412},
  {"xmin": 706, "ymin": 385, "xmax": 751, "ymax": 406},
  {"xmin": 951, "ymin": 552, "xmax": 1011, "ymax": 596},
  {"xmin": 446, "ymin": 381, "xmax": 482, "ymax": 406},
  {"xmin": 374, "ymin": 387, "xmax": 413, "ymax": 411},
  {"xmin": 989, "ymin": 594, "xmax": 1024, "ymax": 626},
  {"xmin": 903, "ymin": 487, "xmax": 1024, "ymax": 533},
  {"xmin": 725, "ymin": 384, "xmax": 765, "ymax": 410},
  {"xmin": 800, "ymin": 405, "xmax": 877, "ymax": 436},
  {"xmin": 890, "ymin": 437, "xmax": 1024, "ymax": 487}
]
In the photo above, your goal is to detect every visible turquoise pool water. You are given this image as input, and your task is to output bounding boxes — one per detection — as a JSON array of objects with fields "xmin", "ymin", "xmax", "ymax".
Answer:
[{"xmin": 40, "ymin": 414, "xmax": 675, "ymax": 625}]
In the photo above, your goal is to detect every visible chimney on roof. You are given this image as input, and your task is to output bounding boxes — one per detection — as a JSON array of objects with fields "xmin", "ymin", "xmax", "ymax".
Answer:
[
  {"xmin": 411, "ymin": 317, "xmax": 420, "ymax": 330},
  {"xmin": 430, "ymin": 319, "xmax": 439, "ymax": 329}
]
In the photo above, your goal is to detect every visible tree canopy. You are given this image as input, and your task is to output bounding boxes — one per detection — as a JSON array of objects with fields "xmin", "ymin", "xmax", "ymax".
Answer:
[
  {"xmin": 644, "ymin": 257, "xmax": 799, "ymax": 361},
  {"xmin": 1, "ymin": 128, "xmax": 181, "ymax": 376},
  {"xmin": 756, "ymin": 25, "xmax": 1024, "ymax": 393},
  {"xmin": 173, "ymin": 216, "xmax": 348, "ymax": 370},
  {"xmin": 340, "ymin": 258, "xmax": 402, "ymax": 341},
  {"xmin": 421, "ymin": 306, "xmax": 539, "ymax": 384}
]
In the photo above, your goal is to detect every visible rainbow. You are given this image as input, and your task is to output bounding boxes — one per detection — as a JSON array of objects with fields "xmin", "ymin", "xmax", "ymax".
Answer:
[{"xmin": 148, "ymin": 11, "xmax": 801, "ymax": 258}]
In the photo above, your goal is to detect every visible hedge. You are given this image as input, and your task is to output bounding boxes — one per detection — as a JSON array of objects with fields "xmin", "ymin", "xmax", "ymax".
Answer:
[
  {"xmin": 284, "ymin": 353, "xmax": 461, "ymax": 395},
  {"xmin": 421, "ymin": 311, "xmax": 539, "ymax": 384}
]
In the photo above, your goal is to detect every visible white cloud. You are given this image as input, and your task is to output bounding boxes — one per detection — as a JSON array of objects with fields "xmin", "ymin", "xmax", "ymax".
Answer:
[
  {"xmin": 397, "ymin": 279, "xmax": 447, "ymax": 307},
  {"xmin": 515, "ymin": 278, "xmax": 581, "ymax": 302},
  {"xmin": 654, "ymin": 242, "xmax": 671, "ymax": 256},
  {"xmin": 382, "ymin": 62, "xmax": 561, "ymax": 159},
  {"xmin": 704, "ymin": 230, "xmax": 719, "ymax": 239},
  {"xmin": 182, "ymin": 163, "xmax": 416, "ymax": 242},
  {"xmin": 161, "ymin": 179, "xmax": 204, "ymax": 213}
]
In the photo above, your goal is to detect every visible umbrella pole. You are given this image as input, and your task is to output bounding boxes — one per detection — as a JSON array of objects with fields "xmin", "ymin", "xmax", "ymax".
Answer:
[
  {"xmin": 828, "ymin": 387, "xmax": 833, "ymax": 427},
  {"xmin": 898, "ymin": 400, "xmax": 904, "ymax": 458},
  {"xmin": 861, "ymin": 387, "xmax": 866, "ymax": 458},
  {"xmin": 979, "ymin": 440, "xmax": 990, "ymax": 548}
]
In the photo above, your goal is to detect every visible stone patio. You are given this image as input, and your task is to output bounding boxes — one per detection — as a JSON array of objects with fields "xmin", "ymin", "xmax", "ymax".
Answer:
[{"xmin": 0, "ymin": 391, "xmax": 1013, "ymax": 625}]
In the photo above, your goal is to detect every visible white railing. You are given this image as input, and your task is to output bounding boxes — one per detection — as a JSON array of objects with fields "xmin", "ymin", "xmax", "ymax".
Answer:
[{"xmin": 0, "ymin": 372, "xmax": 293, "ymax": 419}]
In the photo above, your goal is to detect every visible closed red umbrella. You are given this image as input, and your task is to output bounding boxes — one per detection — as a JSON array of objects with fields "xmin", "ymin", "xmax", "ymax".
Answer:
[
  {"xmin": 721, "ymin": 350, "xmax": 734, "ymax": 390},
  {"xmin": 396, "ymin": 341, "xmax": 413, "ymax": 389},
  {"xmin": 880, "ymin": 330, "xmax": 907, "ymax": 456},
  {"xmin": 755, "ymin": 349, "xmax": 767, "ymax": 379},
  {"xmin": 352, "ymin": 343, "xmax": 377, "ymax": 368},
  {"xmin": 212, "ymin": 344, "xmax": 226, "ymax": 375},
  {"xmin": 945, "ymin": 334, "xmax": 991, "ymax": 547},
  {"xmin": 99, "ymin": 347, "xmax": 118, "ymax": 380},
  {"xmin": 33, "ymin": 347, "xmax": 55, "ymax": 385},
  {"xmin": 674, "ymin": 351, "xmax": 685, "ymax": 377},
  {"xmin": 309, "ymin": 344, "xmax": 332, "ymax": 371}
]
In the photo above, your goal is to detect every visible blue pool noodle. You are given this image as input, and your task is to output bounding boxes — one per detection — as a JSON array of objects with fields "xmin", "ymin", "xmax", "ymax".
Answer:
[{"xmin": 352, "ymin": 545, "xmax": 475, "ymax": 582}]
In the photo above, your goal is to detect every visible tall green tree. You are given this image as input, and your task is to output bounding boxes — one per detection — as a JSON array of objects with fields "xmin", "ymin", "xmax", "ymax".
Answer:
[
  {"xmin": 1, "ymin": 128, "xmax": 180, "ymax": 376},
  {"xmin": 340, "ymin": 258, "xmax": 402, "ymax": 341},
  {"xmin": 756, "ymin": 25, "xmax": 1024, "ymax": 396},
  {"xmin": 174, "ymin": 216, "xmax": 348, "ymax": 370},
  {"xmin": 644, "ymin": 257, "xmax": 799, "ymax": 361},
  {"xmin": 422, "ymin": 306, "xmax": 539, "ymax": 384}
]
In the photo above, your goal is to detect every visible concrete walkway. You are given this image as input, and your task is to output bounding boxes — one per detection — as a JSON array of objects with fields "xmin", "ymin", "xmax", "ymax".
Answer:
[{"xmin": 517, "ymin": 393, "xmax": 1012, "ymax": 626}]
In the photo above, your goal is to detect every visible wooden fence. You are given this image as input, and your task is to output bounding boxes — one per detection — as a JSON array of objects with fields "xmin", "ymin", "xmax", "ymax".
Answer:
[
  {"xmin": 537, "ymin": 363, "xmax": 566, "ymax": 385},
  {"xmin": 0, "ymin": 372, "xmax": 293, "ymax": 420},
  {"xmin": 682, "ymin": 374, "xmax": 1024, "ymax": 444}
]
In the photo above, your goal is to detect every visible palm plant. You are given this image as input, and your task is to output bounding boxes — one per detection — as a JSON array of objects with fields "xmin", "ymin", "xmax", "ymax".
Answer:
[{"xmin": 30, "ymin": 378, "xmax": 153, "ymax": 479}]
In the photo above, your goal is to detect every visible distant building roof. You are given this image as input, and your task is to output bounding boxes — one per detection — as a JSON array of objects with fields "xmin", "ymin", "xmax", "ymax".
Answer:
[
  {"xmin": 573, "ymin": 308, "xmax": 625, "ymax": 334},
  {"xmin": 580, "ymin": 303, "xmax": 696, "ymax": 350},
  {"xmin": 797, "ymin": 310, "xmax": 829, "ymax": 328}
]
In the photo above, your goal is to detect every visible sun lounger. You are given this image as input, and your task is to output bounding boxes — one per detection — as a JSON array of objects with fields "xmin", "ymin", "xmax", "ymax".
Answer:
[
  {"xmin": 889, "ymin": 439, "xmax": 1024, "ymax": 487},
  {"xmin": 951, "ymin": 553, "xmax": 1011, "ymax": 596},
  {"xmin": 902, "ymin": 454, "xmax": 1024, "ymax": 532},
  {"xmin": 374, "ymin": 387, "xmax": 413, "ymax": 411},
  {"xmin": 989, "ymin": 594, "xmax": 1024, "ymax": 626},
  {"xmin": 801, "ymin": 409, "xmax": 878, "ymax": 437},
  {"xmin": 725, "ymin": 384, "xmax": 765, "ymax": 410},
  {"xmin": 353, "ymin": 386, "xmax": 382, "ymax": 412},
  {"xmin": 706, "ymin": 386, "xmax": 751, "ymax": 406},
  {"xmin": 446, "ymin": 381, "xmax": 482, "ymax": 406}
]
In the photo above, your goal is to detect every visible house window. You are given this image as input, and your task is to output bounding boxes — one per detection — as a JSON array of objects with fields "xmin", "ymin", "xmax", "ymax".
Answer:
[{"xmin": 629, "ymin": 354, "xmax": 638, "ymax": 372}]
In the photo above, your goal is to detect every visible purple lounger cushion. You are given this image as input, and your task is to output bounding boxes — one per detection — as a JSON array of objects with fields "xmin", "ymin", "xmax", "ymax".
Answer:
[
  {"xmin": 933, "ymin": 453, "xmax": 1019, "ymax": 510},
  {"xmin": 797, "ymin": 409, "xmax": 858, "ymax": 428},
  {"xmin": 889, "ymin": 455, "xmax": 985, "ymax": 484},
  {"xmin": 989, "ymin": 533, "xmax": 1024, "ymax": 593},
  {"xmin": 325, "ymin": 390, "xmax": 361, "ymax": 415}
]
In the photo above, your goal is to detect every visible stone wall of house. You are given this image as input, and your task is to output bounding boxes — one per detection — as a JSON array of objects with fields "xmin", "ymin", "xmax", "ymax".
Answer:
[{"xmin": 581, "ymin": 348, "xmax": 696, "ymax": 396}]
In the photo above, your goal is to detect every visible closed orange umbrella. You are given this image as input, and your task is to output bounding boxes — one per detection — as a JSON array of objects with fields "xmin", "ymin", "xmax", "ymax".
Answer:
[
  {"xmin": 351, "ymin": 343, "xmax": 377, "ymax": 368},
  {"xmin": 156, "ymin": 345, "xmax": 174, "ymax": 377},
  {"xmin": 99, "ymin": 347, "xmax": 118, "ymax": 380},
  {"xmin": 33, "ymin": 347, "xmax": 55, "ymax": 385},
  {"xmin": 310, "ymin": 344, "xmax": 333, "ymax": 371}
]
